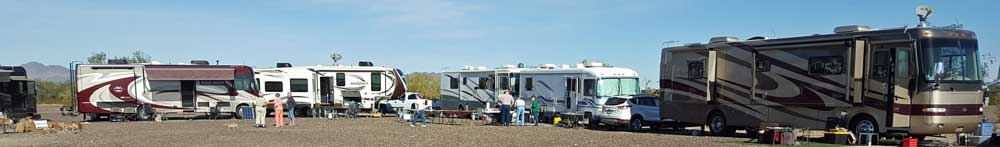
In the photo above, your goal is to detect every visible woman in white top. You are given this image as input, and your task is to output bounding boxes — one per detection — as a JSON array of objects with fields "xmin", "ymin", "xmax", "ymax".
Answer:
[{"xmin": 514, "ymin": 98, "xmax": 526, "ymax": 126}]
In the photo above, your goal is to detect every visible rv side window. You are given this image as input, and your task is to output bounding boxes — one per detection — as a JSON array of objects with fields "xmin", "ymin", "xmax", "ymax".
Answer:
[
  {"xmin": 264, "ymin": 81, "xmax": 283, "ymax": 92},
  {"xmin": 583, "ymin": 79, "xmax": 595, "ymax": 96},
  {"xmin": 371, "ymin": 73, "xmax": 382, "ymax": 91},
  {"xmin": 290, "ymin": 79, "xmax": 308, "ymax": 92},
  {"xmin": 478, "ymin": 77, "xmax": 490, "ymax": 90},
  {"xmin": 808, "ymin": 56, "xmax": 844, "ymax": 75},
  {"xmin": 872, "ymin": 51, "xmax": 891, "ymax": 80},
  {"xmin": 336, "ymin": 73, "xmax": 346, "ymax": 86},
  {"xmin": 199, "ymin": 80, "xmax": 227, "ymax": 85},
  {"xmin": 896, "ymin": 48, "xmax": 912, "ymax": 78},
  {"xmin": 525, "ymin": 78, "xmax": 533, "ymax": 91},
  {"xmin": 688, "ymin": 61, "xmax": 705, "ymax": 79},
  {"xmin": 566, "ymin": 78, "xmax": 577, "ymax": 91},
  {"xmin": 449, "ymin": 77, "xmax": 459, "ymax": 89}
]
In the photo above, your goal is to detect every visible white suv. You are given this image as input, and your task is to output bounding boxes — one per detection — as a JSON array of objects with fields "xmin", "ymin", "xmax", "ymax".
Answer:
[
  {"xmin": 597, "ymin": 95, "xmax": 662, "ymax": 131},
  {"xmin": 383, "ymin": 92, "xmax": 430, "ymax": 112}
]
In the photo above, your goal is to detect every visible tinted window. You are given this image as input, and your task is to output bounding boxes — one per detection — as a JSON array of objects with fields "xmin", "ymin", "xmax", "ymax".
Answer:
[
  {"xmin": 605, "ymin": 98, "xmax": 628, "ymax": 105},
  {"xmin": 688, "ymin": 61, "xmax": 704, "ymax": 79},
  {"xmin": 290, "ymin": 79, "xmax": 308, "ymax": 92},
  {"xmin": 336, "ymin": 73, "xmax": 346, "ymax": 86},
  {"xmin": 371, "ymin": 73, "xmax": 382, "ymax": 91},
  {"xmin": 583, "ymin": 79, "xmax": 595, "ymax": 96},
  {"xmin": 264, "ymin": 81, "xmax": 283, "ymax": 92},
  {"xmin": 808, "ymin": 56, "xmax": 844, "ymax": 75},
  {"xmin": 639, "ymin": 97, "xmax": 657, "ymax": 106},
  {"xmin": 407, "ymin": 94, "xmax": 420, "ymax": 100},
  {"xmin": 525, "ymin": 78, "xmax": 533, "ymax": 91},
  {"xmin": 449, "ymin": 77, "xmax": 459, "ymax": 89}
]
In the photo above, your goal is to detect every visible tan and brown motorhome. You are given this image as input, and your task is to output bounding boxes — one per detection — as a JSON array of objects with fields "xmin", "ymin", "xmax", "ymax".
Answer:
[{"xmin": 659, "ymin": 24, "xmax": 983, "ymax": 139}]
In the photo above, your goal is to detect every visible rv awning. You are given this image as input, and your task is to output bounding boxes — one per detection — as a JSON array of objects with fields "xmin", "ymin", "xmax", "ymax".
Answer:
[{"xmin": 146, "ymin": 68, "xmax": 234, "ymax": 80}]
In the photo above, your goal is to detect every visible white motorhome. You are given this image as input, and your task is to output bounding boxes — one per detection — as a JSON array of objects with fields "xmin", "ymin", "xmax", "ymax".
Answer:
[
  {"xmin": 253, "ymin": 62, "xmax": 406, "ymax": 114},
  {"xmin": 440, "ymin": 63, "xmax": 640, "ymax": 123},
  {"xmin": 74, "ymin": 62, "xmax": 260, "ymax": 121}
]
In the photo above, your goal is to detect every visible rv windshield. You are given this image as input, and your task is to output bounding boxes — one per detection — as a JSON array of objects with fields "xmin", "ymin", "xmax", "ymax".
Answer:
[
  {"xmin": 598, "ymin": 78, "xmax": 639, "ymax": 97},
  {"xmin": 921, "ymin": 39, "xmax": 981, "ymax": 82}
]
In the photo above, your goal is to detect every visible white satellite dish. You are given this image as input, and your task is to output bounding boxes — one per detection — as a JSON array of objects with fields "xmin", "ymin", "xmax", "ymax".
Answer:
[
  {"xmin": 330, "ymin": 53, "xmax": 342, "ymax": 64},
  {"xmin": 915, "ymin": 5, "xmax": 933, "ymax": 27},
  {"xmin": 915, "ymin": 5, "xmax": 933, "ymax": 18}
]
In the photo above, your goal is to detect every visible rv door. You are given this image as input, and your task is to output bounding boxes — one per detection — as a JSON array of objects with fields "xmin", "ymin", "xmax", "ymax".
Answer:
[{"xmin": 706, "ymin": 49, "xmax": 718, "ymax": 101}]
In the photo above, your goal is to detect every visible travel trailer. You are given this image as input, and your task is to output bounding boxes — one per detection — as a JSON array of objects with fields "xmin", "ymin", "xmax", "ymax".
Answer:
[
  {"xmin": 440, "ymin": 63, "xmax": 640, "ymax": 123},
  {"xmin": 74, "ymin": 61, "xmax": 260, "ymax": 120},
  {"xmin": 660, "ymin": 23, "xmax": 983, "ymax": 137},
  {"xmin": 253, "ymin": 62, "xmax": 406, "ymax": 114},
  {"xmin": 0, "ymin": 66, "xmax": 38, "ymax": 121}
]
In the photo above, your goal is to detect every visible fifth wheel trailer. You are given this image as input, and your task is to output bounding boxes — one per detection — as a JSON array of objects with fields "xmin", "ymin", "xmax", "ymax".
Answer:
[
  {"xmin": 0, "ymin": 66, "xmax": 38, "ymax": 121},
  {"xmin": 253, "ymin": 62, "xmax": 407, "ymax": 114},
  {"xmin": 74, "ymin": 63, "xmax": 260, "ymax": 120},
  {"xmin": 660, "ymin": 25, "xmax": 983, "ymax": 138}
]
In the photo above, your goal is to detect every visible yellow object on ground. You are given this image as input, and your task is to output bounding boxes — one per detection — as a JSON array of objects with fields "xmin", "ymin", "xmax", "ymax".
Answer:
[{"xmin": 553, "ymin": 116, "xmax": 562, "ymax": 125}]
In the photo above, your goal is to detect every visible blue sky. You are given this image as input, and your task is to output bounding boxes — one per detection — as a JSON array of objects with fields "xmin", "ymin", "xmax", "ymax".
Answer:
[{"xmin": 1, "ymin": 0, "xmax": 997, "ymax": 87}]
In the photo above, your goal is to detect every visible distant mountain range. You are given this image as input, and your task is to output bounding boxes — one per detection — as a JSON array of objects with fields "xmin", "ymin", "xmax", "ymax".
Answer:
[{"xmin": 19, "ymin": 62, "xmax": 70, "ymax": 82}]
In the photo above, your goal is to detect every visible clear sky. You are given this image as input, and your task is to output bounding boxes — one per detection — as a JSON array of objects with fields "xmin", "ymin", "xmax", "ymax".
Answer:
[{"xmin": 1, "ymin": 0, "xmax": 997, "ymax": 87}]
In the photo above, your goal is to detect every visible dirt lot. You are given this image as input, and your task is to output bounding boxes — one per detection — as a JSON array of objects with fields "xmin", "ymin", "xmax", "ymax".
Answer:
[{"xmin": 0, "ymin": 105, "xmax": 759, "ymax": 147}]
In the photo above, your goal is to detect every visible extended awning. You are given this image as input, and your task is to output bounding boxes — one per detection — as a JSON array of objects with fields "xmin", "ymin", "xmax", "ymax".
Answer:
[{"xmin": 146, "ymin": 67, "xmax": 234, "ymax": 80}]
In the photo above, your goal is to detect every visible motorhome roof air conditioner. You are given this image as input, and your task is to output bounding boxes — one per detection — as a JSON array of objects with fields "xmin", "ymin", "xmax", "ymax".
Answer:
[
  {"xmin": 709, "ymin": 37, "xmax": 739, "ymax": 43},
  {"xmin": 276, "ymin": 63, "xmax": 293, "ymax": 68},
  {"xmin": 540, "ymin": 64, "xmax": 557, "ymax": 69},
  {"xmin": 190, "ymin": 60, "xmax": 210, "ymax": 65},
  {"xmin": 834, "ymin": 25, "xmax": 872, "ymax": 34},
  {"xmin": 359, "ymin": 61, "xmax": 373, "ymax": 67}
]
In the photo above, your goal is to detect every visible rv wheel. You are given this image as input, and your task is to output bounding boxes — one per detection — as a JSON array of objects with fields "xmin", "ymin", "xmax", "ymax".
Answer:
[
  {"xmin": 235, "ymin": 105, "xmax": 250, "ymax": 119},
  {"xmin": 136, "ymin": 105, "xmax": 155, "ymax": 121},
  {"xmin": 707, "ymin": 112, "xmax": 734, "ymax": 136},
  {"xmin": 849, "ymin": 115, "xmax": 877, "ymax": 138}
]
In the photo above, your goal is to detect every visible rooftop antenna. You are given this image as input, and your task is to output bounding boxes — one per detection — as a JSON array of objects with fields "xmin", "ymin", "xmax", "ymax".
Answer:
[{"xmin": 915, "ymin": 5, "xmax": 933, "ymax": 27}]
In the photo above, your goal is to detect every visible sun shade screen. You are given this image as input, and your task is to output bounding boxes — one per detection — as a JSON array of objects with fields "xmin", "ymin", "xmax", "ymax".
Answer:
[{"xmin": 146, "ymin": 68, "xmax": 235, "ymax": 80}]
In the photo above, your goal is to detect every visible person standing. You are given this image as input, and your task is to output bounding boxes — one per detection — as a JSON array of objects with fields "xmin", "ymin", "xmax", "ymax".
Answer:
[
  {"xmin": 411, "ymin": 99, "xmax": 428, "ymax": 127},
  {"xmin": 286, "ymin": 92, "xmax": 296, "ymax": 126},
  {"xmin": 498, "ymin": 90, "xmax": 514, "ymax": 126},
  {"xmin": 273, "ymin": 93, "xmax": 285, "ymax": 128},
  {"xmin": 515, "ymin": 97, "xmax": 526, "ymax": 126},
  {"xmin": 531, "ymin": 96, "xmax": 540, "ymax": 126},
  {"xmin": 254, "ymin": 96, "xmax": 268, "ymax": 128}
]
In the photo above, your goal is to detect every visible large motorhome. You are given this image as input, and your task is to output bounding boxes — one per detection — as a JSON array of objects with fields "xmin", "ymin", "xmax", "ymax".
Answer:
[
  {"xmin": 74, "ymin": 62, "xmax": 260, "ymax": 120},
  {"xmin": 660, "ymin": 24, "xmax": 983, "ymax": 137},
  {"xmin": 0, "ymin": 66, "xmax": 37, "ymax": 121},
  {"xmin": 253, "ymin": 62, "xmax": 406, "ymax": 114},
  {"xmin": 440, "ymin": 63, "xmax": 640, "ymax": 122}
]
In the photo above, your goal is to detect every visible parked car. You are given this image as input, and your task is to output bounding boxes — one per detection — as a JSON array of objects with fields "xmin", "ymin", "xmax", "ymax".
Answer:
[
  {"xmin": 382, "ymin": 92, "xmax": 431, "ymax": 113},
  {"xmin": 596, "ymin": 95, "xmax": 664, "ymax": 131}
]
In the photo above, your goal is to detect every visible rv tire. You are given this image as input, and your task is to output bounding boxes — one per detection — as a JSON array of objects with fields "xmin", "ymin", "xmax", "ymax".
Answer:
[
  {"xmin": 235, "ymin": 104, "xmax": 250, "ymax": 119},
  {"xmin": 136, "ymin": 104, "xmax": 155, "ymax": 121},
  {"xmin": 849, "ymin": 114, "xmax": 878, "ymax": 139},
  {"xmin": 707, "ymin": 112, "xmax": 734, "ymax": 136}
]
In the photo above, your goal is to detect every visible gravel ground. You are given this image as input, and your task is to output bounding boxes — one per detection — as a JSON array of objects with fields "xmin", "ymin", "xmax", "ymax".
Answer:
[{"xmin": 0, "ymin": 105, "xmax": 754, "ymax": 147}]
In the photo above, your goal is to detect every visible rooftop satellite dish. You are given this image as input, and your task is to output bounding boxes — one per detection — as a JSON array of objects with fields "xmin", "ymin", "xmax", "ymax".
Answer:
[
  {"xmin": 916, "ymin": 5, "xmax": 933, "ymax": 27},
  {"xmin": 330, "ymin": 53, "xmax": 342, "ymax": 64}
]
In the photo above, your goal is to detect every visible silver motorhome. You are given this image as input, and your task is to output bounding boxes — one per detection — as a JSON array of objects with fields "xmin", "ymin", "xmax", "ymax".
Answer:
[
  {"xmin": 660, "ymin": 23, "xmax": 983, "ymax": 138},
  {"xmin": 440, "ymin": 63, "xmax": 640, "ymax": 122}
]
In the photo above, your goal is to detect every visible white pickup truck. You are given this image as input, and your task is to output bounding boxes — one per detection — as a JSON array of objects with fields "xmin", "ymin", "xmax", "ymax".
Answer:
[{"xmin": 382, "ymin": 92, "xmax": 432, "ymax": 112}]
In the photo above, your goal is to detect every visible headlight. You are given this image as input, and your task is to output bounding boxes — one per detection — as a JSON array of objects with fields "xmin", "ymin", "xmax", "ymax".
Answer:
[{"xmin": 921, "ymin": 108, "xmax": 947, "ymax": 113}]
